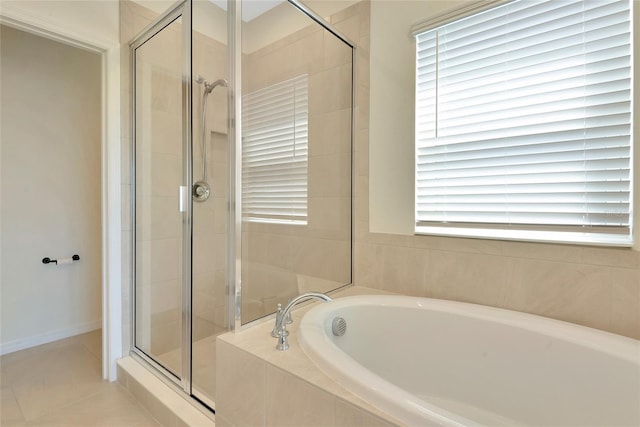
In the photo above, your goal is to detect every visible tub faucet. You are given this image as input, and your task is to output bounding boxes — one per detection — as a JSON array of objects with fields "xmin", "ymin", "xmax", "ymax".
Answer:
[
  {"xmin": 270, "ymin": 303, "xmax": 292, "ymax": 338},
  {"xmin": 272, "ymin": 292, "xmax": 332, "ymax": 351}
]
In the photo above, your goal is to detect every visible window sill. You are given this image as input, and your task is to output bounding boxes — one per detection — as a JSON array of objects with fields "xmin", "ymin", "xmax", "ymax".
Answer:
[{"xmin": 415, "ymin": 226, "xmax": 634, "ymax": 248}]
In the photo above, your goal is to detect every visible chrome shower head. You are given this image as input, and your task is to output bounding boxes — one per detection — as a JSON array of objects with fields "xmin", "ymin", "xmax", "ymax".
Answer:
[
  {"xmin": 196, "ymin": 76, "xmax": 228, "ymax": 95},
  {"xmin": 211, "ymin": 78, "xmax": 228, "ymax": 88},
  {"xmin": 205, "ymin": 78, "xmax": 228, "ymax": 94}
]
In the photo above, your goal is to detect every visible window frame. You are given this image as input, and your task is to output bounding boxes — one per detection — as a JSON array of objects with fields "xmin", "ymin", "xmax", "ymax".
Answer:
[{"xmin": 413, "ymin": 0, "xmax": 635, "ymax": 247}]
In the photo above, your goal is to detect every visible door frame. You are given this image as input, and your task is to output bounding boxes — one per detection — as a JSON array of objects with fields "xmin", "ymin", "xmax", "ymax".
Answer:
[{"xmin": 0, "ymin": 10, "xmax": 122, "ymax": 381}]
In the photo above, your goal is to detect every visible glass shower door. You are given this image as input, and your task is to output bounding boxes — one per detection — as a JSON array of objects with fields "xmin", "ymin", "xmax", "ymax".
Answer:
[
  {"xmin": 132, "ymin": 0, "xmax": 227, "ymax": 408},
  {"xmin": 132, "ymin": 2, "xmax": 191, "ymax": 385}
]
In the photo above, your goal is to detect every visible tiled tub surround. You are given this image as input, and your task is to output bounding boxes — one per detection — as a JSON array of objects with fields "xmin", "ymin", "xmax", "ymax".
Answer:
[
  {"xmin": 216, "ymin": 286, "xmax": 402, "ymax": 427},
  {"xmin": 217, "ymin": 285, "xmax": 640, "ymax": 427}
]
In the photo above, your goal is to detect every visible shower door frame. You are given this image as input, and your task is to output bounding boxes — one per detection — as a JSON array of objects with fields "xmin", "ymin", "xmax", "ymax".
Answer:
[{"xmin": 129, "ymin": 0, "xmax": 195, "ymax": 396}]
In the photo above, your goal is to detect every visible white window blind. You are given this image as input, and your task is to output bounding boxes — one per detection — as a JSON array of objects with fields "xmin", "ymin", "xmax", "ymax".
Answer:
[
  {"xmin": 415, "ymin": 0, "xmax": 633, "ymax": 245},
  {"xmin": 242, "ymin": 74, "xmax": 308, "ymax": 224}
]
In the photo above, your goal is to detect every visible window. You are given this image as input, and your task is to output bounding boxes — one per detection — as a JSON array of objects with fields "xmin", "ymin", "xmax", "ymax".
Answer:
[
  {"xmin": 414, "ymin": 0, "xmax": 633, "ymax": 245},
  {"xmin": 242, "ymin": 74, "xmax": 308, "ymax": 224}
]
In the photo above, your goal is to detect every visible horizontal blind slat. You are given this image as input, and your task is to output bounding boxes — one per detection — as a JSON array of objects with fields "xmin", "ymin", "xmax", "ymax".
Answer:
[{"xmin": 242, "ymin": 74, "xmax": 309, "ymax": 222}]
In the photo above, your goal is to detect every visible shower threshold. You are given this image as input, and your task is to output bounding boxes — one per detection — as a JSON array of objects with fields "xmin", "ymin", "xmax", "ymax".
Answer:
[
  {"xmin": 156, "ymin": 331, "xmax": 222, "ymax": 410},
  {"xmin": 117, "ymin": 357, "xmax": 215, "ymax": 426}
]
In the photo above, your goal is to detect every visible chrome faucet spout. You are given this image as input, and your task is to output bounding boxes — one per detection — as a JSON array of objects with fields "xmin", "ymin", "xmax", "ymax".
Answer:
[
  {"xmin": 272, "ymin": 292, "xmax": 332, "ymax": 351},
  {"xmin": 275, "ymin": 292, "xmax": 332, "ymax": 332}
]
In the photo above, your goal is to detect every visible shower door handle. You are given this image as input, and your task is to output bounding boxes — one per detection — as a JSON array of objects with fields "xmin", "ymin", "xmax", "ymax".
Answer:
[{"xmin": 179, "ymin": 185, "xmax": 188, "ymax": 212}]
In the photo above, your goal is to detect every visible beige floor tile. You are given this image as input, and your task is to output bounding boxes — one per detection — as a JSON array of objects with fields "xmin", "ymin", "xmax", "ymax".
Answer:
[
  {"xmin": 1, "ymin": 332, "xmax": 99, "ymax": 386},
  {"xmin": 1, "ymin": 330, "xmax": 161, "ymax": 427},
  {"xmin": 10, "ymin": 342, "xmax": 105, "ymax": 421},
  {"xmin": 75, "ymin": 330, "xmax": 103, "ymax": 361},
  {"xmin": 1, "ymin": 345, "xmax": 49, "ymax": 386},
  {"xmin": 1, "ymin": 385, "xmax": 26, "ymax": 426},
  {"xmin": 25, "ymin": 383, "xmax": 161, "ymax": 427}
]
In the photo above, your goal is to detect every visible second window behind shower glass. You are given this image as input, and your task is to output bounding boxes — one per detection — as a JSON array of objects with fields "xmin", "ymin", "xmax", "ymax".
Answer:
[
  {"xmin": 240, "ymin": 1, "xmax": 354, "ymax": 325},
  {"xmin": 242, "ymin": 74, "xmax": 309, "ymax": 224}
]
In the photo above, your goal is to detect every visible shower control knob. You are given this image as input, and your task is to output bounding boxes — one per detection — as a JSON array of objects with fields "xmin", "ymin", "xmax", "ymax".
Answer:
[{"xmin": 193, "ymin": 181, "xmax": 210, "ymax": 202}]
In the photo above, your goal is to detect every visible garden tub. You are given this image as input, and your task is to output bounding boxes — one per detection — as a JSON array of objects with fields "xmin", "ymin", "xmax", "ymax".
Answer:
[{"xmin": 299, "ymin": 295, "xmax": 640, "ymax": 426}]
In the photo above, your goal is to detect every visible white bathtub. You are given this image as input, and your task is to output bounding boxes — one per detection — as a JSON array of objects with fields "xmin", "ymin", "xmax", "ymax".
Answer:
[{"xmin": 298, "ymin": 295, "xmax": 640, "ymax": 427}]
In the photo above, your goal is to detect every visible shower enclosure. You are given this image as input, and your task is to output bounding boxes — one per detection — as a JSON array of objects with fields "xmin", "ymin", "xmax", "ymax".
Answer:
[{"xmin": 130, "ymin": 0, "xmax": 354, "ymax": 412}]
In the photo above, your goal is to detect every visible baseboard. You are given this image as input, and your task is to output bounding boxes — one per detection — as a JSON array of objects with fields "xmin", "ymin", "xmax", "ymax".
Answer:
[{"xmin": 0, "ymin": 320, "xmax": 102, "ymax": 355}]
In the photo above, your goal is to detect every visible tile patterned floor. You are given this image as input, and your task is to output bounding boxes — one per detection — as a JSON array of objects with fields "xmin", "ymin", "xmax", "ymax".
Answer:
[{"xmin": 1, "ymin": 330, "xmax": 161, "ymax": 427}]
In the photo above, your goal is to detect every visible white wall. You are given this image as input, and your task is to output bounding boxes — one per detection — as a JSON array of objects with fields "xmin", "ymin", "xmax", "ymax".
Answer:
[
  {"xmin": 0, "ymin": 25, "xmax": 103, "ymax": 353},
  {"xmin": 0, "ymin": 0, "xmax": 118, "ymax": 46},
  {"xmin": 369, "ymin": 0, "xmax": 465, "ymax": 235}
]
